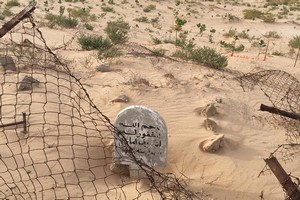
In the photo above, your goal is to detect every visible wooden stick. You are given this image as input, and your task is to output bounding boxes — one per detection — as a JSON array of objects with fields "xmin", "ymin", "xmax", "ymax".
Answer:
[
  {"xmin": 260, "ymin": 104, "xmax": 300, "ymax": 121},
  {"xmin": 0, "ymin": 113, "xmax": 27, "ymax": 134},
  {"xmin": 22, "ymin": 112, "xmax": 27, "ymax": 133},
  {"xmin": 265, "ymin": 156, "xmax": 300, "ymax": 200},
  {"xmin": 0, "ymin": 2, "xmax": 36, "ymax": 38}
]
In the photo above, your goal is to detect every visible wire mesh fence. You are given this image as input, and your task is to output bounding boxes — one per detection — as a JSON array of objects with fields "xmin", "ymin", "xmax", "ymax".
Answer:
[
  {"xmin": 0, "ymin": 8, "xmax": 197, "ymax": 200},
  {"xmin": 238, "ymin": 69, "xmax": 300, "ymax": 195}
]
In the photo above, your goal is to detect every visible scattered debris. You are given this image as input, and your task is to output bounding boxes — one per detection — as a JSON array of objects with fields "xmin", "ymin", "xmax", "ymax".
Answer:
[{"xmin": 112, "ymin": 95, "xmax": 130, "ymax": 103}]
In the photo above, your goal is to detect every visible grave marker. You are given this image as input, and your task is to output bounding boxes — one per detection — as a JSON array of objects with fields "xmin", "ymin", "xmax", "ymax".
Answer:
[{"xmin": 114, "ymin": 105, "xmax": 167, "ymax": 171}]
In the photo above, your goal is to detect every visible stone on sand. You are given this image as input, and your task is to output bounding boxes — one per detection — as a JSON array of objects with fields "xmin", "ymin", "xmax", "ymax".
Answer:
[
  {"xmin": 0, "ymin": 56, "xmax": 16, "ymax": 71},
  {"xmin": 111, "ymin": 95, "xmax": 130, "ymax": 103},
  {"xmin": 96, "ymin": 63, "xmax": 110, "ymax": 72},
  {"xmin": 195, "ymin": 103, "xmax": 217, "ymax": 117},
  {"xmin": 18, "ymin": 75, "xmax": 40, "ymax": 91},
  {"xmin": 204, "ymin": 118, "xmax": 219, "ymax": 132},
  {"xmin": 200, "ymin": 134, "xmax": 224, "ymax": 153}
]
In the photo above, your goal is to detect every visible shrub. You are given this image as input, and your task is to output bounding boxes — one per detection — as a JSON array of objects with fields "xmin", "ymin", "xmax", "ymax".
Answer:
[
  {"xmin": 243, "ymin": 9, "xmax": 276, "ymax": 23},
  {"xmin": 105, "ymin": 19, "xmax": 130, "ymax": 44},
  {"xmin": 78, "ymin": 35, "xmax": 112, "ymax": 51},
  {"xmin": 134, "ymin": 16, "xmax": 149, "ymax": 23},
  {"xmin": 5, "ymin": 0, "xmax": 20, "ymax": 8},
  {"xmin": 237, "ymin": 30, "xmax": 250, "ymax": 39},
  {"xmin": 152, "ymin": 48, "xmax": 166, "ymax": 57},
  {"xmin": 98, "ymin": 47, "xmax": 122, "ymax": 61},
  {"xmin": 262, "ymin": 13, "xmax": 276, "ymax": 23},
  {"xmin": 84, "ymin": 23, "xmax": 94, "ymax": 30},
  {"xmin": 152, "ymin": 37, "xmax": 162, "ymax": 44},
  {"xmin": 190, "ymin": 47, "xmax": 228, "ymax": 69},
  {"xmin": 45, "ymin": 13, "xmax": 78, "ymax": 28},
  {"xmin": 101, "ymin": 6, "xmax": 114, "ymax": 12},
  {"xmin": 69, "ymin": 7, "xmax": 91, "ymax": 20},
  {"xmin": 264, "ymin": 31, "xmax": 281, "ymax": 38},
  {"xmin": 143, "ymin": 4, "xmax": 156, "ymax": 12},
  {"xmin": 223, "ymin": 29, "xmax": 237, "ymax": 37},
  {"xmin": 243, "ymin": 9, "xmax": 264, "ymax": 20},
  {"xmin": 272, "ymin": 51, "xmax": 284, "ymax": 56},
  {"xmin": 172, "ymin": 49, "xmax": 190, "ymax": 61},
  {"xmin": 173, "ymin": 46, "xmax": 228, "ymax": 69},
  {"xmin": 288, "ymin": 35, "xmax": 300, "ymax": 67}
]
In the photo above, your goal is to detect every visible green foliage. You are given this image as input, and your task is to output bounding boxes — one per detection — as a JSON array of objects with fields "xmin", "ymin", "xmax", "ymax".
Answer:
[
  {"xmin": 134, "ymin": 16, "xmax": 149, "ymax": 23},
  {"xmin": 105, "ymin": 19, "xmax": 130, "ymax": 44},
  {"xmin": 264, "ymin": 0, "xmax": 298, "ymax": 6},
  {"xmin": 78, "ymin": 35, "xmax": 112, "ymax": 51},
  {"xmin": 45, "ymin": 13, "xmax": 78, "ymax": 28},
  {"xmin": 152, "ymin": 48, "xmax": 166, "ymax": 57},
  {"xmin": 69, "ymin": 7, "xmax": 91, "ymax": 20},
  {"xmin": 243, "ymin": 9, "xmax": 264, "ymax": 20},
  {"xmin": 237, "ymin": 30, "xmax": 250, "ymax": 39},
  {"xmin": 196, "ymin": 23, "xmax": 206, "ymax": 35},
  {"xmin": 208, "ymin": 28, "xmax": 216, "ymax": 43},
  {"xmin": 152, "ymin": 37, "xmax": 162, "ymax": 45},
  {"xmin": 143, "ymin": 4, "xmax": 156, "ymax": 12},
  {"xmin": 173, "ymin": 46, "xmax": 228, "ymax": 69},
  {"xmin": 84, "ymin": 23, "xmax": 94, "ymax": 30},
  {"xmin": 264, "ymin": 31, "xmax": 281, "ymax": 38},
  {"xmin": 151, "ymin": 17, "xmax": 159, "ymax": 23},
  {"xmin": 98, "ymin": 47, "xmax": 122, "ymax": 61},
  {"xmin": 190, "ymin": 47, "xmax": 228, "ymax": 69},
  {"xmin": 172, "ymin": 49, "xmax": 190, "ymax": 60},
  {"xmin": 224, "ymin": 13, "xmax": 240, "ymax": 21},
  {"xmin": 220, "ymin": 40, "xmax": 245, "ymax": 52},
  {"xmin": 0, "ymin": 9, "xmax": 13, "ymax": 20},
  {"xmin": 289, "ymin": 36, "xmax": 300, "ymax": 66},
  {"xmin": 262, "ymin": 13, "xmax": 276, "ymax": 23},
  {"xmin": 101, "ymin": 6, "xmax": 114, "ymax": 12},
  {"xmin": 5, "ymin": 0, "xmax": 19, "ymax": 8},
  {"xmin": 289, "ymin": 36, "xmax": 300, "ymax": 49},
  {"xmin": 59, "ymin": 6, "xmax": 65, "ymax": 16},
  {"xmin": 243, "ymin": 9, "xmax": 276, "ymax": 23},
  {"xmin": 272, "ymin": 50, "xmax": 284, "ymax": 56},
  {"xmin": 175, "ymin": 17, "xmax": 187, "ymax": 31},
  {"xmin": 223, "ymin": 29, "xmax": 237, "ymax": 38}
]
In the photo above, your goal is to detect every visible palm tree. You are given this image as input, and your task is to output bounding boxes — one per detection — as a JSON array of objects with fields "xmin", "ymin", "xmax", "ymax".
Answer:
[{"xmin": 288, "ymin": 36, "xmax": 300, "ymax": 67}]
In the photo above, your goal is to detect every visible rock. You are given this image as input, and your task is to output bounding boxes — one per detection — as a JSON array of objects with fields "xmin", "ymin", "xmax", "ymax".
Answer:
[
  {"xmin": 111, "ymin": 95, "xmax": 130, "ymax": 103},
  {"xmin": 96, "ymin": 63, "xmax": 110, "ymax": 72},
  {"xmin": 204, "ymin": 118, "xmax": 219, "ymax": 132},
  {"xmin": 200, "ymin": 134, "xmax": 224, "ymax": 153},
  {"xmin": 215, "ymin": 97, "xmax": 223, "ymax": 103},
  {"xmin": 18, "ymin": 75, "xmax": 40, "ymax": 91},
  {"xmin": 194, "ymin": 103, "xmax": 217, "ymax": 117},
  {"xmin": 0, "ymin": 56, "xmax": 16, "ymax": 71},
  {"xmin": 110, "ymin": 163, "xmax": 129, "ymax": 176}
]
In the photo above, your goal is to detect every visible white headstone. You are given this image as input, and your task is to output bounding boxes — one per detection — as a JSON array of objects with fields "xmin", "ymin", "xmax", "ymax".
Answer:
[{"xmin": 114, "ymin": 105, "xmax": 167, "ymax": 168}]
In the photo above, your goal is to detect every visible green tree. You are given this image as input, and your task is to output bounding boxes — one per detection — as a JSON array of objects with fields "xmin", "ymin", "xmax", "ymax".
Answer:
[{"xmin": 288, "ymin": 36, "xmax": 300, "ymax": 67}]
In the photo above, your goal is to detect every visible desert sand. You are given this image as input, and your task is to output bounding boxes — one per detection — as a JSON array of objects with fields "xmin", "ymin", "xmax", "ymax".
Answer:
[{"xmin": 0, "ymin": 0, "xmax": 300, "ymax": 199}]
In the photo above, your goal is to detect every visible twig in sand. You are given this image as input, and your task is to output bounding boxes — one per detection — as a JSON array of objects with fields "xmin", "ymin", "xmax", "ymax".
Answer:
[{"xmin": 205, "ymin": 172, "xmax": 224, "ymax": 185}]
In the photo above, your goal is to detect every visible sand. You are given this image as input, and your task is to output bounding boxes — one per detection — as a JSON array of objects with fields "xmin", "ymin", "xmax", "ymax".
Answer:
[{"xmin": 0, "ymin": 0, "xmax": 300, "ymax": 199}]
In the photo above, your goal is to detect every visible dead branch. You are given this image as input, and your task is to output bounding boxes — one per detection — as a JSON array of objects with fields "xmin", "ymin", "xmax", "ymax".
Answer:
[
  {"xmin": 260, "ymin": 104, "xmax": 300, "ymax": 121},
  {"xmin": 0, "ymin": 3, "xmax": 36, "ymax": 38}
]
